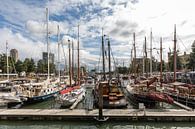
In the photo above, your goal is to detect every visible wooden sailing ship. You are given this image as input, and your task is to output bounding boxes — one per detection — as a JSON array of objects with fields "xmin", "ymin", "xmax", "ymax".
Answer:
[
  {"xmin": 126, "ymin": 33, "xmax": 174, "ymax": 108},
  {"xmin": 93, "ymin": 31, "xmax": 127, "ymax": 109},
  {"xmin": 164, "ymin": 25, "xmax": 195, "ymax": 109}
]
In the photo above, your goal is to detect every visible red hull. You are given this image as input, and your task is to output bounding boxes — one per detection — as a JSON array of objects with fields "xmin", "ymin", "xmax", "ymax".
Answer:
[{"xmin": 149, "ymin": 92, "xmax": 174, "ymax": 104}]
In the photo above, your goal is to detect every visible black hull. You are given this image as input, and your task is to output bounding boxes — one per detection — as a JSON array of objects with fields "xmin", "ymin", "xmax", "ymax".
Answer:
[
  {"xmin": 169, "ymin": 94, "xmax": 195, "ymax": 109},
  {"xmin": 127, "ymin": 90, "xmax": 156, "ymax": 108},
  {"xmin": 7, "ymin": 102, "xmax": 22, "ymax": 109},
  {"xmin": 22, "ymin": 91, "xmax": 59, "ymax": 105}
]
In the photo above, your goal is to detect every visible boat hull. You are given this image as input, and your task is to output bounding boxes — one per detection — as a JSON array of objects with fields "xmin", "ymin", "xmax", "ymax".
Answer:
[
  {"xmin": 167, "ymin": 93, "xmax": 195, "ymax": 108},
  {"xmin": 23, "ymin": 91, "xmax": 59, "ymax": 105},
  {"xmin": 126, "ymin": 89, "xmax": 156, "ymax": 108}
]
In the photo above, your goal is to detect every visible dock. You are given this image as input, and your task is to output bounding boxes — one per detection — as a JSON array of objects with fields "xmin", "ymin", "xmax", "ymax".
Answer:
[
  {"xmin": 84, "ymin": 84, "xmax": 94, "ymax": 110},
  {"xmin": 0, "ymin": 109, "xmax": 195, "ymax": 121},
  {"xmin": 173, "ymin": 101, "xmax": 193, "ymax": 111}
]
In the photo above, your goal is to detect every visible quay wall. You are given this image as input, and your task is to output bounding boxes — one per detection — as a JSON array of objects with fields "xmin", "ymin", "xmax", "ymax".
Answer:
[{"xmin": 0, "ymin": 109, "xmax": 194, "ymax": 122}]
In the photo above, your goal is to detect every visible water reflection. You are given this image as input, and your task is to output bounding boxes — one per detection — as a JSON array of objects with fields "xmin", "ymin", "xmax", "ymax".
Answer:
[{"xmin": 0, "ymin": 121, "xmax": 195, "ymax": 129}]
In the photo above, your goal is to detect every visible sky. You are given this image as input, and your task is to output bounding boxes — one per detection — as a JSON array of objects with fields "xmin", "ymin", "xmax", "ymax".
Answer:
[{"xmin": 0, "ymin": 0, "xmax": 194, "ymax": 70}]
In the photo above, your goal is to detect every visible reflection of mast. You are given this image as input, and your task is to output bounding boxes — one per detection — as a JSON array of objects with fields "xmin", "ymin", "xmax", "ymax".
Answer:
[
  {"xmin": 173, "ymin": 25, "xmax": 177, "ymax": 82},
  {"xmin": 6, "ymin": 41, "xmax": 9, "ymax": 80},
  {"xmin": 46, "ymin": 8, "xmax": 50, "ymax": 80},
  {"xmin": 77, "ymin": 24, "xmax": 80, "ymax": 85}
]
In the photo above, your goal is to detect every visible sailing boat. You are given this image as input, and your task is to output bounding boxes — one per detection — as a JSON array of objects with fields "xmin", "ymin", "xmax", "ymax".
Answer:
[
  {"xmin": 93, "ymin": 30, "xmax": 128, "ymax": 108},
  {"xmin": 126, "ymin": 34, "xmax": 174, "ymax": 108},
  {"xmin": 55, "ymin": 25, "xmax": 86, "ymax": 108},
  {"xmin": 14, "ymin": 8, "xmax": 65, "ymax": 104},
  {"xmin": 164, "ymin": 25, "xmax": 195, "ymax": 109},
  {"xmin": 0, "ymin": 41, "xmax": 23, "ymax": 108}
]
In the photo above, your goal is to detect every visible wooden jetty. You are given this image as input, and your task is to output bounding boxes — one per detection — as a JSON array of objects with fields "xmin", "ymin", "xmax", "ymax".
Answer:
[{"xmin": 0, "ymin": 109, "xmax": 195, "ymax": 121}]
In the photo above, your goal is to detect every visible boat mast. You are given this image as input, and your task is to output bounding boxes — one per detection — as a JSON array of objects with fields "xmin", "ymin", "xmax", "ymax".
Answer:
[
  {"xmin": 6, "ymin": 41, "xmax": 9, "ymax": 80},
  {"xmin": 160, "ymin": 37, "xmax": 162, "ymax": 87},
  {"xmin": 57, "ymin": 25, "xmax": 60, "ymax": 81},
  {"xmin": 173, "ymin": 25, "xmax": 177, "ymax": 82},
  {"xmin": 173, "ymin": 24, "xmax": 177, "ymax": 82},
  {"xmin": 68, "ymin": 39, "xmax": 72, "ymax": 86},
  {"xmin": 72, "ymin": 40, "xmax": 74, "ymax": 83},
  {"xmin": 145, "ymin": 37, "xmax": 147, "ymax": 77},
  {"xmin": 77, "ymin": 24, "xmax": 80, "ymax": 86},
  {"xmin": 143, "ymin": 37, "xmax": 147, "ymax": 75},
  {"xmin": 46, "ymin": 8, "xmax": 50, "ymax": 80},
  {"xmin": 133, "ymin": 33, "xmax": 136, "ymax": 76},
  {"xmin": 107, "ymin": 37, "xmax": 111, "ymax": 82},
  {"xmin": 101, "ymin": 28, "xmax": 106, "ymax": 81},
  {"xmin": 150, "ymin": 29, "xmax": 153, "ymax": 76}
]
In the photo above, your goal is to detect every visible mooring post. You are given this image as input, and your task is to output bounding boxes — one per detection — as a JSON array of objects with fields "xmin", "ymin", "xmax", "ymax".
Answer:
[{"xmin": 98, "ymin": 82, "xmax": 103, "ymax": 120}]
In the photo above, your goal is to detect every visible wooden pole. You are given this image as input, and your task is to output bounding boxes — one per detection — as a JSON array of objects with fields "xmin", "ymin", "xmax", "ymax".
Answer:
[
  {"xmin": 57, "ymin": 25, "xmax": 60, "ymax": 80},
  {"xmin": 150, "ymin": 29, "xmax": 153, "ymax": 76},
  {"xmin": 72, "ymin": 40, "xmax": 74, "ymax": 84},
  {"xmin": 98, "ymin": 82, "xmax": 103, "ymax": 120},
  {"xmin": 6, "ymin": 41, "xmax": 9, "ymax": 80},
  {"xmin": 46, "ymin": 8, "xmax": 50, "ymax": 80},
  {"xmin": 68, "ymin": 39, "xmax": 72, "ymax": 86},
  {"xmin": 173, "ymin": 24, "xmax": 177, "ymax": 82},
  {"xmin": 77, "ymin": 24, "xmax": 80, "ymax": 86},
  {"xmin": 108, "ymin": 38, "xmax": 111, "ymax": 82},
  {"xmin": 102, "ymin": 28, "xmax": 106, "ymax": 81},
  {"xmin": 133, "ymin": 33, "xmax": 136, "ymax": 76},
  {"xmin": 160, "ymin": 37, "xmax": 163, "ymax": 87}
]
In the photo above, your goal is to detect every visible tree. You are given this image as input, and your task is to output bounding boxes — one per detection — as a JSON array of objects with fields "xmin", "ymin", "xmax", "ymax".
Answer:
[
  {"xmin": 0, "ymin": 54, "xmax": 6, "ymax": 72},
  {"xmin": 22, "ymin": 58, "xmax": 36, "ymax": 73},
  {"xmin": 15, "ymin": 60, "xmax": 24, "ymax": 73},
  {"xmin": 0, "ymin": 53, "xmax": 14, "ymax": 73},
  {"xmin": 36, "ymin": 59, "xmax": 55, "ymax": 73},
  {"xmin": 168, "ymin": 51, "xmax": 182, "ymax": 72},
  {"xmin": 37, "ymin": 59, "xmax": 46, "ymax": 73},
  {"xmin": 157, "ymin": 60, "xmax": 166, "ymax": 72},
  {"xmin": 188, "ymin": 41, "xmax": 195, "ymax": 71},
  {"xmin": 117, "ymin": 66, "xmax": 129, "ymax": 74}
]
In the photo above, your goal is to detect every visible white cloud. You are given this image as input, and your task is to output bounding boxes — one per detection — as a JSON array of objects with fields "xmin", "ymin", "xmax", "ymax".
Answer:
[
  {"xmin": 0, "ymin": 28, "xmax": 45, "ymax": 61},
  {"xmin": 26, "ymin": 20, "xmax": 69, "ymax": 37},
  {"xmin": 1, "ymin": 0, "xmax": 195, "ymax": 68}
]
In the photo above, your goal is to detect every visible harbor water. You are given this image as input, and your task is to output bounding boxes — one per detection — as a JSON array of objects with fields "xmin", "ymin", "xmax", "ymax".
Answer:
[{"xmin": 0, "ymin": 121, "xmax": 195, "ymax": 129}]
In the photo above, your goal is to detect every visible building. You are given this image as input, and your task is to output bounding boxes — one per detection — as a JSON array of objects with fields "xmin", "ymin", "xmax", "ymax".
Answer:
[
  {"xmin": 179, "ymin": 52, "xmax": 190, "ymax": 69},
  {"xmin": 42, "ymin": 52, "xmax": 54, "ymax": 64},
  {"xmin": 10, "ymin": 49, "xmax": 18, "ymax": 62},
  {"xmin": 168, "ymin": 51, "xmax": 190, "ymax": 70},
  {"xmin": 131, "ymin": 57, "xmax": 152, "ymax": 74}
]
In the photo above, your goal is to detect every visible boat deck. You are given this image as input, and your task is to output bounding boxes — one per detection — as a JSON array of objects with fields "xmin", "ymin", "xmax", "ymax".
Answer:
[{"xmin": 0, "ymin": 109, "xmax": 194, "ymax": 121}]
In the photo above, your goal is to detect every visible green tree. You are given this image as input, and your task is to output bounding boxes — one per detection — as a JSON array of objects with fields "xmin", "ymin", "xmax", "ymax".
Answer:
[
  {"xmin": 0, "ymin": 54, "xmax": 14, "ymax": 73},
  {"xmin": 188, "ymin": 41, "xmax": 195, "ymax": 71},
  {"xmin": 117, "ymin": 66, "xmax": 129, "ymax": 74},
  {"xmin": 157, "ymin": 60, "xmax": 166, "ymax": 72},
  {"xmin": 15, "ymin": 60, "xmax": 24, "ymax": 73},
  {"xmin": 168, "ymin": 51, "xmax": 182, "ymax": 72},
  {"xmin": 22, "ymin": 58, "xmax": 36, "ymax": 73},
  {"xmin": 36, "ymin": 59, "xmax": 55, "ymax": 73},
  {"xmin": 37, "ymin": 59, "xmax": 46, "ymax": 73},
  {"xmin": 0, "ymin": 54, "xmax": 6, "ymax": 72}
]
